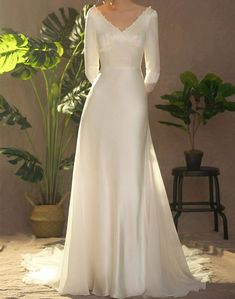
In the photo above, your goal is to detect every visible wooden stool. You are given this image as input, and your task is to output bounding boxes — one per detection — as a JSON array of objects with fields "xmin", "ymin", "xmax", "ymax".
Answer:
[{"xmin": 170, "ymin": 166, "xmax": 228, "ymax": 240}]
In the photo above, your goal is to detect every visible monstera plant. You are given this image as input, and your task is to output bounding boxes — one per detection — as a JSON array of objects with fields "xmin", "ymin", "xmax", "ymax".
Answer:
[
  {"xmin": 156, "ymin": 71, "xmax": 235, "ymax": 170},
  {"xmin": 0, "ymin": 4, "xmax": 93, "ymax": 237}
]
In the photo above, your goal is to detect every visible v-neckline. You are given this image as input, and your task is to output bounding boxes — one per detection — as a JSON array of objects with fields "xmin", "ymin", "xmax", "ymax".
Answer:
[{"xmin": 93, "ymin": 5, "xmax": 151, "ymax": 34}]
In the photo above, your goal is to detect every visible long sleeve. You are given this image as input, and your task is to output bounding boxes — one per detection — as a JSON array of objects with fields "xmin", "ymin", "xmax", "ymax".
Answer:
[
  {"xmin": 143, "ymin": 10, "xmax": 160, "ymax": 93},
  {"xmin": 84, "ymin": 8, "xmax": 100, "ymax": 84}
]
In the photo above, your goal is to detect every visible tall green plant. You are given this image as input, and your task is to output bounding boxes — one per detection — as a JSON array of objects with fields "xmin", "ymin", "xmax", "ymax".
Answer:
[
  {"xmin": 0, "ymin": 4, "xmax": 93, "ymax": 205},
  {"xmin": 155, "ymin": 71, "xmax": 235, "ymax": 150}
]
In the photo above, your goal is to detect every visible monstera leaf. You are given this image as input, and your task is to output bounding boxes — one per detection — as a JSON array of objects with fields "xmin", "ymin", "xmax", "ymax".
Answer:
[
  {"xmin": 25, "ymin": 37, "xmax": 64, "ymax": 70},
  {"xmin": 38, "ymin": 5, "xmax": 91, "ymax": 118},
  {"xmin": 0, "ymin": 33, "xmax": 29, "ymax": 74},
  {"xmin": 59, "ymin": 153, "xmax": 75, "ymax": 170},
  {"xmin": 0, "ymin": 95, "xmax": 31, "ymax": 129},
  {"xmin": 58, "ymin": 4, "xmax": 92, "ymax": 118},
  {"xmin": 11, "ymin": 64, "xmax": 38, "ymax": 80},
  {"xmin": 69, "ymin": 6, "xmax": 90, "ymax": 53},
  {"xmin": 0, "ymin": 147, "xmax": 43, "ymax": 182},
  {"xmin": 0, "ymin": 32, "xmax": 63, "ymax": 76},
  {"xmin": 60, "ymin": 54, "xmax": 88, "ymax": 98},
  {"xmin": 40, "ymin": 7, "xmax": 79, "ymax": 58},
  {"xmin": 58, "ymin": 83, "xmax": 88, "ymax": 123}
]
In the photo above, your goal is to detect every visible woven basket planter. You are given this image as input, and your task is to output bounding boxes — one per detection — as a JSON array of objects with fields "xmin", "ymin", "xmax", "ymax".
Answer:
[{"xmin": 30, "ymin": 204, "xmax": 66, "ymax": 238}]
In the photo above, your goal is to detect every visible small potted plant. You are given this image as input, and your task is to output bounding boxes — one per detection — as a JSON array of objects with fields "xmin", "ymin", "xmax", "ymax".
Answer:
[{"xmin": 155, "ymin": 71, "xmax": 235, "ymax": 170}]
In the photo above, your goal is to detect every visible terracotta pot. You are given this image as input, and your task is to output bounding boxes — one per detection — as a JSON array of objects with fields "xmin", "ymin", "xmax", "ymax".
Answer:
[{"xmin": 30, "ymin": 204, "xmax": 66, "ymax": 238}]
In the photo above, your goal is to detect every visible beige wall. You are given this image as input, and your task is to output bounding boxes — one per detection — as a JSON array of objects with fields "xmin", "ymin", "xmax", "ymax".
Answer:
[{"xmin": 0, "ymin": 0, "xmax": 235, "ymax": 237}]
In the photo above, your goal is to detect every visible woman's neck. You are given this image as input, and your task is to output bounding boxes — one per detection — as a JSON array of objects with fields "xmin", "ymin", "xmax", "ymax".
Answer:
[{"xmin": 107, "ymin": 0, "xmax": 135, "ymax": 10}]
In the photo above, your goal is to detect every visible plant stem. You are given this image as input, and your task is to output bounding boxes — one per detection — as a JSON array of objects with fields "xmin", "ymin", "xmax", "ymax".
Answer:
[
  {"xmin": 193, "ymin": 114, "xmax": 202, "ymax": 144},
  {"xmin": 53, "ymin": 42, "xmax": 83, "ymax": 203},
  {"xmin": 57, "ymin": 41, "xmax": 82, "ymax": 148},
  {"xmin": 23, "ymin": 129, "xmax": 45, "ymax": 199},
  {"xmin": 23, "ymin": 130, "xmax": 38, "ymax": 158},
  {"xmin": 58, "ymin": 41, "xmax": 83, "ymax": 95},
  {"xmin": 61, "ymin": 130, "xmax": 76, "ymax": 157},
  {"xmin": 30, "ymin": 78, "xmax": 47, "ymax": 136},
  {"xmin": 53, "ymin": 113, "xmax": 72, "ymax": 203},
  {"xmin": 41, "ymin": 70, "xmax": 52, "ymax": 204},
  {"xmin": 29, "ymin": 78, "xmax": 49, "ymax": 201},
  {"xmin": 186, "ymin": 124, "xmax": 193, "ymax": 150},
  {"xmin": 192, "ymin": 112, "xmax": 196, "ymax": 150},
  {"xmin": 51, "ymin": 69, "xmax": 61, "ymax": 204}
]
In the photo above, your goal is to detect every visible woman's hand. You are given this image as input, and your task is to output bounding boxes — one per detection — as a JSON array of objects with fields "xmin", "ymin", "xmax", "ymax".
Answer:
[{"xmin": 145, "ymin": 82, "xmax": 155, "ymax": 94}]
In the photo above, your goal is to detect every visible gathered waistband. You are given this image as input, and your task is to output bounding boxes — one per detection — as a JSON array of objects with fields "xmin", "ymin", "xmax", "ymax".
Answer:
[
  {"xmin": 99, "ymin": 66, "xmax": 142, "ymax": 77},
  {"xmin": 100, "ymin": 66, "xmax": 141, "ymax": 71}
]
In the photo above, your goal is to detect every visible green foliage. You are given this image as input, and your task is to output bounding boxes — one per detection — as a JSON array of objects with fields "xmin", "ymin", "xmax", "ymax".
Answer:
[
  {"xmin": 11, "ymin": 64, "xmax": 38, "ymax": 80},
  {"xmin": 0, "ymin": 94, "xmax": 31, "ymax": 129},
  {"xmin": 0, "ymin": 147, "xmax": 43, "ymax": 182},
  {"xmin": 59, "ymin": 6, "xmax": 91, "ymax": 112},
  {"xmin": 59, "ymin": 153, "xmax": 75, "ymax": 170},
  {"xmin": 40, "ymin": 7, "xmax": 79, "ymax": 58},
  {"xmin": 156, "ymin": 71, "xmax": 235, "ymax": 150},
  {"xmin": 0, "ymin": 33, "xmax": 63, "ymax": 76},
  {"xmin": 58, "ymin": 83, "xmax": 88, "ymax": 123},
  {"xmin": 0, "ymin": 33, "xmax": 29, "ymax": 74},
  {"xmin": 180, "ymin": 71, "xmax": 199, "ymax": 88},
  {"xmin": 0, "ymin": 4, "xmax": 93, "ymax": 204},
  {"xmin": 25, "ymin": 38, "xmax": 64, "ymax": 70}
]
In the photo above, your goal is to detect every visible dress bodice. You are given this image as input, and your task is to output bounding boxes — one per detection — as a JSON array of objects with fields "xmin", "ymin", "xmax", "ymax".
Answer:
[{"xmin": 84, "ymin": 5, "xmax": 160, "ymax": 93}]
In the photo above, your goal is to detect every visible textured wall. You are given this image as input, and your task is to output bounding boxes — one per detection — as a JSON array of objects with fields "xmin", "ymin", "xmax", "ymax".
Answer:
[{"xmin": 0, "ymin": 0, "xmax": 235, "ymax": 236}]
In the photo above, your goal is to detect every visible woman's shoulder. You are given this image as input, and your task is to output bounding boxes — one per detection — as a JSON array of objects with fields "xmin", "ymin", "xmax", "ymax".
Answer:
[
  {"xmin": 134, "ymin": 4, "xmax": 158, "ymax": 12},
  {"xmin": 145, "ymin": 6, "xmax": 158, "ymax": 21},
  {"xmin": 89, "ymin": 3, "xmax": 107, "ymax": 14},
  {"xmin": 86, "ymin": 3, "xmax": 158, "ymax": 19},
  {"xmin": 148, "ymin": 6, "xmax": 158, "ymax": 16},
  {"xmin": 89, "ymin": 3, "xmax": 156, "ymax": 13},
  {"xmin": 87, "ymin": 4, "xmax": 98, "ymax": 15},
  {"xmin": 137, "ymin": 5, "xmax": 158, "ymax": 18},
  {"xmin": 85, "ymin": 4, "xmax": 100, "ymax": 21}
]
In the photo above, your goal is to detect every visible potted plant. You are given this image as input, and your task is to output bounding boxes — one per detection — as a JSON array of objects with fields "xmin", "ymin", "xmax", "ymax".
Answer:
[
  {"xmin": 0, "ymin": 4, "xmax": 93, "ymax": 237},
  {"xmin": 155, "ymin": 71, "xmax": 235, "ymax": 170}
]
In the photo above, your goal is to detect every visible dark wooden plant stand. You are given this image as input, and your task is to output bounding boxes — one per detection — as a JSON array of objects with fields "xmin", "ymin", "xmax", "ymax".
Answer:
[{"xmin": 170, "ymin": 166, "xmax": 228, "ymax": 240}]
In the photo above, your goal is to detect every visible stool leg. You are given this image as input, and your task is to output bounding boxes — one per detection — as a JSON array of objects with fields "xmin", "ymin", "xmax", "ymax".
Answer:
[
  {"xmin": 214, "ymin": 175, "xmax": 229, "ymax": 240},
  {"xmin": 178, "ymin": 175, "xmax": 183, "ymax": 210},
  {"xmin": 172, "ymin": 175, "xmax": 178, "ymax": 210},
  {"xmin": 174, "ymin": 212, "xmax": 181, "ymax": 230},
  {"xmin": 209, "ymin": 176, "xmax": 219, "ymax": 232},
  {"xmin": 214, "ymin": 175, "xmax": 222, "ymax": 207},
  {"xmin": 222, "ymin": 213, "xmax": 228, "ymax": 240},
  {"xmin": 209, "ymin": 176, "xmax": 214, "ymax": 209},
  {"xmin": 174, "ymin": 176, "xmax": 183, "ymax": 231},
  {"xmin": 218, "ymin": 211, "xmax": 228, "ymax": 240},
  {"xmin": 214, "ymin": 211, "xmax": 219, "ymax": 232}
]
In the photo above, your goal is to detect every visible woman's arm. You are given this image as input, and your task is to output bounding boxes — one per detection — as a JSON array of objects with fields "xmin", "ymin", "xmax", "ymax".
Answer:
[
  {"xmin": 143, "ymin": 10, "xmax": 160, "ymax": 94},
  {"xmin": 84, "ymin": 8, "xmax": 100, "ymax": 84}
]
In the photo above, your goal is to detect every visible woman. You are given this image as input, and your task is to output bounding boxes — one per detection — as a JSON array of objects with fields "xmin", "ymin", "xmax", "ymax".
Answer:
[{"xmin": 22, "ymin": 0, "xmax": 211, "ymax": 297}]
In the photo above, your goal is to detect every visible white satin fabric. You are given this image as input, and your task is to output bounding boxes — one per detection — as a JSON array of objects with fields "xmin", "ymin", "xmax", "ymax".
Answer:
[{"xmin": 21, "ymin": 5, "xmax": 211, "ymax": 298}]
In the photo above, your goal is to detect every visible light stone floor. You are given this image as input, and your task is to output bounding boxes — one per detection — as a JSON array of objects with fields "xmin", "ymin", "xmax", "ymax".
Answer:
[{"xmin": 0, "ymin": 231, "xmax": 235, "ymax": 299}]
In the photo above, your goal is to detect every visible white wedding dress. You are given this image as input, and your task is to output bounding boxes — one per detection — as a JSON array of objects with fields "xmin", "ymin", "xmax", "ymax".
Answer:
[{"xmin": 21, "ymin": 5, "xmax": 211, "ymax": 298}]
